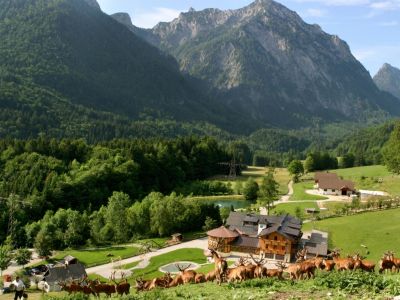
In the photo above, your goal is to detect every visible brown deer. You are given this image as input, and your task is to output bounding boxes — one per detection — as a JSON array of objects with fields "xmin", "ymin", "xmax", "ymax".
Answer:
[
  {"xmin": 168, "ymin": 274, "xmax": 184, "ymax": 288},
  {"xmin": 205, "ymin": 270, "xmax": 216, "ymax": 282},
  {"xmin": 331, "ymin": 249, "xmax": 354, "ymax": 271},
  {"xmin": 176, "ymin": 264, "xmax": 197, "ymax": 284},
  {"xmin": 322, "ymin": 258, "xmax": 336, "ymax": 271},
  {"xmin": 148, "ymin": 272, "xmax": 172, "ymax": 290},
  {"xmin": 387, "ymin": 251, "xmax": 400, "ymax": 272},
  {"xmin": 208, "ymin": 247, "xmax": 228, "ymax": 285},
  {"xmin": 285, "ymin": 263, "xmax": 301, "ymax": 280},
  {"xmin": 353, "ymin": 253, "xmax": 375, "ymax": 272},
  {"xmin": 134, "ymin": 278, "xmax": 152, "ymax": 292},
  {"xmin": 250, "ymin": 254, "xmax": 267, "ymax": 278},
  {"xmin": 58, "ymin": 281, "xmax": 82, "ymax": 294},
  {"xmin": 110, "ymin": 271, "xmax": 130, "ymax": 295},
  {"xmin": 266, "ymin": 262, "xmax": 285, "ymax": 280},
  {"xmin": 226, "ymin": 260, "xmax": 247, "ymax": 283},
  {"xmin": 379, "ymin": 251, "xmax": 396, "ymax": 273},
  {"xmin": 89, "ymin": 279, "xmax": 116, "ymax": 297}
]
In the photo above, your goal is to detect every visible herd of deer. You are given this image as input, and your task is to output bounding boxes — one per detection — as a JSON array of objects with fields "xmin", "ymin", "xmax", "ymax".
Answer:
[
  {"xmin": 57, "ymin": 249, "xmax": 400, "ymax": 295},
  {"xmin": 57, "ymin": 271, "xmax": 130, "ymax": 297}
]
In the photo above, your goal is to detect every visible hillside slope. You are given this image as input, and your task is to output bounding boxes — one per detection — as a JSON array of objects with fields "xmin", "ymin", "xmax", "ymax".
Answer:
[
  {"xmin": 0, "ymin": 0, "xmax": 246, "ymax": 137},
  {"xmin": 132, "ymin": 0, "xmax": 400, "ymax": 128}
]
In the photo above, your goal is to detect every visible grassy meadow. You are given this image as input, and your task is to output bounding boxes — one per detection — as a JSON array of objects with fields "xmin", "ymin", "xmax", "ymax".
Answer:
[
  {"xmin": 303, "ymin": 208, "xmax": 400, "ymax": 262},
  {"xmin": 290, "ymin": 180, "xmax": 328, "ymax": 201}
]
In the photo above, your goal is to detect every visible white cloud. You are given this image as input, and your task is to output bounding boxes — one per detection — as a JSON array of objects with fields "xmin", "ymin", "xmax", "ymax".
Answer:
[
  {"xmin": 303, "ymin": 8, "xmax": 327, "ymax": 17},
  {"xmin": 132, "ymin": 7, "xmax": 182, "ymax": 28}
]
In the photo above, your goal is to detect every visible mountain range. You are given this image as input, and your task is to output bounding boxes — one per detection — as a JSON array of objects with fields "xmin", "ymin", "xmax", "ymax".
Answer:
[
  {"xmin": 0, "ymin": 0, "xmax": 399, "ymax": 140},
  {"xmin": 374, "ymin": 63, "xmax": 400, "ymax": 101}
]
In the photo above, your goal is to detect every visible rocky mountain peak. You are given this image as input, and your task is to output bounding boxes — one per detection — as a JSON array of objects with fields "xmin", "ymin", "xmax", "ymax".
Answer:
[
  {"xmin": 84, "ymin": 0, "xmax": 101, "ymax": 10},
  {"xmin": 374, "ymin": 63, "xmax": 400, "ymax": 100},
  {"xmin": 111, "ymin": 12, "xmax": 134, "ymax": 28}
]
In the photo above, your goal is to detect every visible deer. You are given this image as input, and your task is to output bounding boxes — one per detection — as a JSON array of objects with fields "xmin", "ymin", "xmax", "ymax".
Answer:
[
  {"xmin": 226, "ymin": 258, "xmax": 247, "ymax": 283},
  {"xmin": 250, "ymin": 254, "xmax": 267, "ymax": 278},
  {"xmin": 148, "ymin": 272, "xmax": 172, "ymax": 290},
  {"xmin": 110, "ymin": 271, "xmax": 130, "ymax": 295},
  {"xmin": 353, "ymin": 253, "xmax": 375, "ymax": 272},
  {"xmin": 168, "ymin": 274, "xmax": 184, "ymax": 288},
  {"xmin": 322, "ymin": 258, "xmax": 336, "ymax": 271},
  {"xmin": 285, "ymin": 263, "xmax": 301, "ymax": 280},
  {"xmin": 205, "ymin": 270, "xmax": 216, "ymax": 282},
  {"xmin": 88, "ymin": 278, "xmax": 116, "ymax": 297},
  {"xmin": 266, "ymin": 262, "xmax": 286, "ymax": 280},
  {"xmin": 294, "ymin": 249, "xmax": 316, "ymax": 279},
  {"xmin": 134, "ymin": 278, "xmax": 152, "ymax": 292},
  {"xmin": 176, "ymin": 264, "xmax": 197, "ymax": 284},
  {"xmin": 58, "ymin": 280, "xmax": 82, "ymax": 294},
  {"xmin": 195, "ymin": 273, "xmax": 206, "ymax": 283},
  {"xmin": 208, "ymin": 243, "xmax": 228, "ymax": 285},
  {"xmin": 379, "ymin": 251, "xmax": 397, "ymax": 273},
  {"xmin": 386, "ymin": 251, "xmax": 400, "ymax": 272},
  {"xmin": 331, "ymin": 249, "xmax": 354, "ymax": 271}
]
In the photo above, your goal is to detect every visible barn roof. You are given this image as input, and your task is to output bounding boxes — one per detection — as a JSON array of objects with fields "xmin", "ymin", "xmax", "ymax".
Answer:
[
  {"xmin": 44, "ymin": 262, "xmax": 86, "ymax": 284},
  {"xmin": 318, "ymin": 178, "xmax": 355, "ymax": 191},
  {"xmin": 303, "ymin": 230, "xmax": 328, "ymax": 256},
  {"xmin": 207, "ymin": 226, "xmax": 239, "ymax": 238},
  {"xmin": 314, "ymin": 172, "xmax": 338, "ymax": 182}
]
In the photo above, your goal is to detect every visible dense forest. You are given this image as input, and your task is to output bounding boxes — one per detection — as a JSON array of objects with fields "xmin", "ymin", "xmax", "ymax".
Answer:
[{"xmin": 0, "ymin": 137, "xmax": 230, "ymax": 248}]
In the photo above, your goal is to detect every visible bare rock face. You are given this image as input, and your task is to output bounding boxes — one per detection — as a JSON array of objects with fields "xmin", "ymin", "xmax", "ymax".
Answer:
[
  {"xmin": 374, "ymin": 63, "xmax": 400, "ymax": 100},
  {"xmin": 130, "ymin": 0, "xmax": 400, "ymax": 127},
  {"xmin": 111, "ymin": 13, "xmax": 135, "ymax": 30},
  {"xmin": 83, "ymin": 0, "xmax": 101, "ymax": 10}
]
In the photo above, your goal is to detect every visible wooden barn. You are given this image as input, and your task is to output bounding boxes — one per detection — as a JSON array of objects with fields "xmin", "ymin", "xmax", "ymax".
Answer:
[
  {"xmin": 314, "ymin": 172, "xmax": 356, "ymax": 196},
  {"xmin": 207, "ymin": 212, "xmax": 303, "ymax": 262}
]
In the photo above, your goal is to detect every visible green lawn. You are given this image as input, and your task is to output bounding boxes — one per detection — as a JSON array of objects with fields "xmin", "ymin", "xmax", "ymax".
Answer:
[
  {"xmin": 303, "ymin": 208, "xmax": 400, "ymax": 262},
  {"xmin": 51, "ymin": 246, "xmax": 141, "ymax": 267},
  {"xmin": 290, "ymin": 180, "xmax": 328, "ymax": 201},
  {"xmin": 119, "ymin": 260, "xmax": 141, "ymax": 270},
  {"xmin": 331, "ymin": 165, "xmax": 400, "ymax": 196},
  {"xmin": 132, "ymin": 248, "xmax": 207, "ymax": 279},
  {"xmin": 271, "ymin": 202, "xmax": 319, "ymax": 219}
]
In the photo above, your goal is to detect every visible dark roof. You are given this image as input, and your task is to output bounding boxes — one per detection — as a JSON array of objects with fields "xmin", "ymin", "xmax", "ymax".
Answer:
[
  {"xmin": 207, "ymin": 226, "xmax": 239, "ymax": 238},
  {"xmin": 226, "ymin": 212, "xmax": 302, "ymax": 240},
  {"xmin": 45, "ymin": 262, "xmax": 86, "ymax": 284},
  {"xmin": 303, "ymin": 230, "xmax": 328, "ymax": 256},
  {"xmin": 232, "ymin": 236, "xmax": 260, "ymax": 248}
]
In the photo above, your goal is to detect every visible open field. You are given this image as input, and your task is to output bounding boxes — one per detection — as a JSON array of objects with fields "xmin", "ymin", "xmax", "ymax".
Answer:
[
  {"xmin": 290, "ymin": 180, "xmax": 328, "ymax": 201},
  {"xmin": 272, "ymin": 202, "xmax": 319, "ymax": 219},
  {"xmin": 41, "ymin": 246, "xmax": 141, "ymax": 268},
  {"xmin": 331, "ymin": 165, "xmax": 400, "ymax": 196},
  {"xmin": 132, "ymin": 248, "xmax": 207, "ymax": 279},
  {"xmin": 303, "ymin": 208, "xmax": 400, "ymax": 261}
]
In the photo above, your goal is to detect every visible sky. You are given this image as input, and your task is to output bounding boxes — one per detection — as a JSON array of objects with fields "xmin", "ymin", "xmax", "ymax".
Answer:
[{"xmin": 97, "ymin": 0, "xmax": 400, "ymax": 76}]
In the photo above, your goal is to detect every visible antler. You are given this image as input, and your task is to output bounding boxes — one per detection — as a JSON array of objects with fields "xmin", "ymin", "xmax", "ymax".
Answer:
[
  {"xmin": 275, "ymin": 261, "xmax": 287, "ymax": 270},
  {"xmin": 175, "ymin": 263, "xmax": 191, "ymax": 272}
]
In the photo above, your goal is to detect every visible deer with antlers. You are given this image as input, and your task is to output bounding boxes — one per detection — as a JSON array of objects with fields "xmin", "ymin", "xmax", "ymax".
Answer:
[
  {"xmin": 352, "ymin": 253, "xmax": 375, "ymax": 272},
  {"xmin": 134, "ymin": 278, "xmax": 152, "ymax": 292},
  {"xmin": 266, "ymin": 262, "xmax": 286, "ymax": 280},
  {"xmin": 331, "ymin": 248, "xmax": 355, "ymax": 271},
  {"xmin": 208, "ymin": 240, "xmax": 228, "ymax": 285},
  {"xmin": 176, "ymin": 264, "xmax": 197, "ymax": 284},
  {"xmin": 226, "ymin": 257, "xmax": 248, "ymax": 283},
  {"xmin": 110, "ymin": 271, "xmax": 130, "ymax": 295},
  {"xmin": 250, "ymin": 254, "xmax": 267, "ymax": 278}
]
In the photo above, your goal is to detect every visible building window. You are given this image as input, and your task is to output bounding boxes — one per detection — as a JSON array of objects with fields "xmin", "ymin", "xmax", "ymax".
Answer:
[
  {"xmin": 274, "ymin": 236, "xmax": 278, "ymax": 241},
  {"xmin": 324, "ymin": 189, "xmax": 327, "ymax": 192},
  {"xmin": 282, "ymin": 246, "xmax": 285, "ymax": 250}
]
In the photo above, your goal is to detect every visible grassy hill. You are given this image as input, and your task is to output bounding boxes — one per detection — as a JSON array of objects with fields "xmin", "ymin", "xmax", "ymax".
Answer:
[{"xmin": 303, "ymin": 208, "xmax": 400, "ymax": 261}]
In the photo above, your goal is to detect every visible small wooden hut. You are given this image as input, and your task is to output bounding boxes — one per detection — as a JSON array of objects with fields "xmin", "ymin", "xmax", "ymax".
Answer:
[{"xmin": 207, "ymin": 226, "xmax": 239, "ymax": 252}]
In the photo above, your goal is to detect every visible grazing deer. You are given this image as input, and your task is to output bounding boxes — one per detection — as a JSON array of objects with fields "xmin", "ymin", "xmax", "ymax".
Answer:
[
  {"xmin": 176, "ymin": 264, "xmax": 197, "ymax": 284},
  {"xmin": 110, "ymin": 271, "xmax": 130, "ymax": 295},
  {"xmin": 266, "ymin": 262, "xmax": 285, "ymax": 280},
  {"xmin": 250, "ymin": 254, "xmax": 267, "ymax": 278},
  {"xmin": 208, "ymin": 246, "xmax": 228, "ymax": 285}
]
